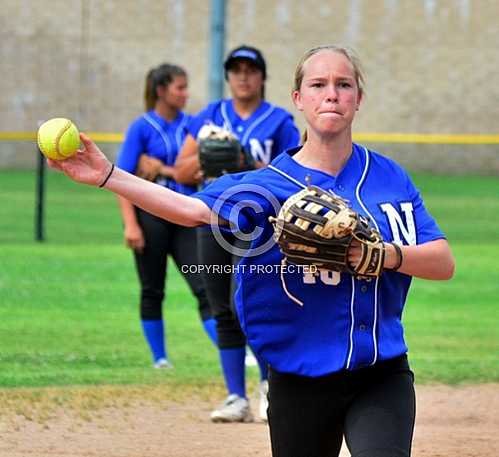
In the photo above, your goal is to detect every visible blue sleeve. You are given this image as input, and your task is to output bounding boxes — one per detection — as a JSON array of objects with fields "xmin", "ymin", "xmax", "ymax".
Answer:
[
  {"xmin": 116, "ymin": 120, "xmax": 144, "ymax": 173},
  {"xmin": 273, "ymin": 116, "xmax": 301, "ymax": 158},
  {"xmin": 187, "ymin": 104, "xmax": 216, "ymax": 139},
  {"xmin": 193, "ymin": 171, "xmax": 272, "ymax": 233},
  {"xmin": 406, "ymin": 173, "xmax": 445, "ymax": 244}
]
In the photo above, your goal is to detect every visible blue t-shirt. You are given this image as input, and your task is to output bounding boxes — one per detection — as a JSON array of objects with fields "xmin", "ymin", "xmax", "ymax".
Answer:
[
  {"xmin": 194, "ymin": 144, "xmax": 445, "ymax": 376},
  {"xmin": 188, "ymin": 99, "xmax": 300, "ymax": 167},
  {"xmin": 116, "ymin": 110, "xmax": 195, "ymax": 195}
]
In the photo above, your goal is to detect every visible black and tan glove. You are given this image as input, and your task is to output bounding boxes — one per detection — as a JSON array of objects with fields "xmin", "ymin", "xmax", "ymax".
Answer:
[{"xmin": 269, "ymin": 185, "xmax": 385, "ymax": 279}]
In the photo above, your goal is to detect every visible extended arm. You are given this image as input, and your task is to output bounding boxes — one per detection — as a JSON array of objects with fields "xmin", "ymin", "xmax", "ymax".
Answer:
[
  {"xmin": 106, "ymin": 166, "xmax": 209, "ymax": 226},
  {"xmin": 48, "ymin": 133, "xmax": 211, "ymax": 227}
]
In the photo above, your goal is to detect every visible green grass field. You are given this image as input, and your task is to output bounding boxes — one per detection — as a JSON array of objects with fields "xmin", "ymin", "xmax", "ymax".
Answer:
[{"xmin": 0, "ymin": 169, "xmax": 498, "ymax": 389}]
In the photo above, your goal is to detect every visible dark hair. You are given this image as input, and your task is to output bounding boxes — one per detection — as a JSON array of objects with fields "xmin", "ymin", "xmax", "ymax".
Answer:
[{"xmin": 144, "ymin": 63, "xmax": 187, "ymax": 111}]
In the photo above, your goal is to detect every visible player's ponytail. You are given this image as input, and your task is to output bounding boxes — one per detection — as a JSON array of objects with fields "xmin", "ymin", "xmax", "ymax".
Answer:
[
  {"xmin": 143, "ymin": 63, "xmax": 187, "ymax": 112},
  {"xmin": 144, "ymin": 68, "xmax": 157, "ymax": 111}
]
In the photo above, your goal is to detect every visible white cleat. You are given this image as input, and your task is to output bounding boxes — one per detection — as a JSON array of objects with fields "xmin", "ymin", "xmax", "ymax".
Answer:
[
  {"xmin": 245, "ymin": 351, "xmax": 258, "ymax": 367},
  {"xmin": 259, "ymin": 380, "xmax": 269, "ymax": 422},
  {"xmin": 210, "ymin": 394, "xmax": 254, "ymax": 423},
  {"xmin": 153, "ymin": 358, "xmax": 174, "ymax": 369}
]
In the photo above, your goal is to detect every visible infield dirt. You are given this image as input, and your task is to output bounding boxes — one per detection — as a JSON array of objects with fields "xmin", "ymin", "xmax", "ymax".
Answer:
[{"xmin": 1, "ymin": 384, "xmax": 497, "ymax": 457}]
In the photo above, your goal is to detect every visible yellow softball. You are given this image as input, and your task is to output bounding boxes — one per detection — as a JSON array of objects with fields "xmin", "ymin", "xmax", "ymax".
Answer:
[{"xmin": 37, "ymin": 118, "xmax": 80, "ymax": 160}]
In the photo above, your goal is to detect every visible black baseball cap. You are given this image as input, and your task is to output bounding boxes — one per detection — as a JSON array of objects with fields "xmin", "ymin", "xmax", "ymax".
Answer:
[{"xmin": 224, "ymin": 45, "xmax": 267, "ymax": 80}]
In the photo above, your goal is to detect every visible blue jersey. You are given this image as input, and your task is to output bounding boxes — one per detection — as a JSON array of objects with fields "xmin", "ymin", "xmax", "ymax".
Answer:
[
  {"xmin": 188, "ymin": 99, "xmax": 300, "ymax": 166},
  {"xmin": 194, "ymin": 144, "xmax": 445, "ymax": 377},
  {"xmin": 116, "ymin": 110, "xmax": 195, "ymax": 195}
]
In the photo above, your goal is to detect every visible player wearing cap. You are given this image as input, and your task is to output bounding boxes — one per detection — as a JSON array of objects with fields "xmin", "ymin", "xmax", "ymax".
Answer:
[
  {"xmin": 174, "ymin": 45, "xmax": 300, "ymax": 423},
  {"xmin": 49, "ymin": 44, "xmax": 454, "ymax": 456}
]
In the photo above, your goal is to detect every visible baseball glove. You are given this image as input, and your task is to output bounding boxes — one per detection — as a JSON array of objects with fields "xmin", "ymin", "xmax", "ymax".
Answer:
[
  {"xmin": 197, "ymin": 124, "xmax": 243, "ymax": 178},
  {"xmin": 269, "ymin": 185, "xmax": 385, "ymax": 278}
]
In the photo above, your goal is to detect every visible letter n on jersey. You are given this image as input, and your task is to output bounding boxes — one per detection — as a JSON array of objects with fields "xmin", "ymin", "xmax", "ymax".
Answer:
[{"xmin": 380, "ymin": 202, "xmax": 416, "ymax": 245}]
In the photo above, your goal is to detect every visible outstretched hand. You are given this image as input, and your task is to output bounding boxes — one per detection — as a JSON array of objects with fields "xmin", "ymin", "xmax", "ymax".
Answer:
[{"xmin": 47, "ymin": 133, "xmax": 112, "ymax": 187}]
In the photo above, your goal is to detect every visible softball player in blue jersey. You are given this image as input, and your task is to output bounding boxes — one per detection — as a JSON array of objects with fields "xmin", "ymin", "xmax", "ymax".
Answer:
[
  {"xmin": 174, "ymin": 45, "xmax": 300, "ymax": 423},
  {"xmin": 116, "ymin": 64, "xmax": 217, "ymax": 369},
  {"xmin": 50, "ymin": 45, "xmax": 454, "ymax": 457}
]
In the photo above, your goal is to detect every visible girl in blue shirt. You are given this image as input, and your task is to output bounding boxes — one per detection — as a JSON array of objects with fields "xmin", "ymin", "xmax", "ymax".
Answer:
[
  {"xmin": 115, "ymin": 64, "xmax": 217, "ymax": 369},
  {"xmin": 50, "ymin": 45, "xmax": 454, "ymax": 457},
  {"xmin": 175, "ymin": 45, "xmax": 300, "ymax": 423}
]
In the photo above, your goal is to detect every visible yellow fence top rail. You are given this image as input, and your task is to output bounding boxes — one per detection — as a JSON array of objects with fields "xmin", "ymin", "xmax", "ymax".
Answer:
[
  {"xmin": 1, "ymin": 131, "xmax": 499, "ymax": 145},
  {"xmin": 353, "ymin": 133, "xmax": 499, "ymax": 145}
]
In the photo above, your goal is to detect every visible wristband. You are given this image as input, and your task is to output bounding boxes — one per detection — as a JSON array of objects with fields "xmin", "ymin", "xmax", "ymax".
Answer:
[
  {"xmin": 99, "ymin": 163, "xmax": 115, "ymax": 188},
  {"xmin": 390, "ymin": 243, "xmax": 403, "ymax": 271}
]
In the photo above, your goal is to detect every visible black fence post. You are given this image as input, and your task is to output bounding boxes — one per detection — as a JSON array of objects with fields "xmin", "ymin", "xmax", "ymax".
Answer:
[{"xmin": 35, "ymin": 146, "xmax": 46, "ymax": 242}]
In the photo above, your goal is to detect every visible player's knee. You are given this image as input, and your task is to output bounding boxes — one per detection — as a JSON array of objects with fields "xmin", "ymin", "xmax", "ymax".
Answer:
[{"xmin": 140, "ymin": 298, "xmax": 163, "ymax": 320}]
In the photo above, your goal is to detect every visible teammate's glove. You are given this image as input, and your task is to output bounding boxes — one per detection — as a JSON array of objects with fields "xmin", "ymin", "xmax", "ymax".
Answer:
[
  {"xmin": 197, "ymin": 124, "xmax": 243, "ymax": 178},
  {"xmin": 269, "ymin": 185, "xmax": 385, "ymax": 279},
  {"xmin": 136, "ymin": 154, "xmax": 163, "ymax": 181}
]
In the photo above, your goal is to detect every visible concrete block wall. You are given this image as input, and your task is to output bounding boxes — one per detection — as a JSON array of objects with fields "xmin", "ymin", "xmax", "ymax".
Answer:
[{"xmin": 1, "ymin": 0, "xmax": 498, "ymax": 173}]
